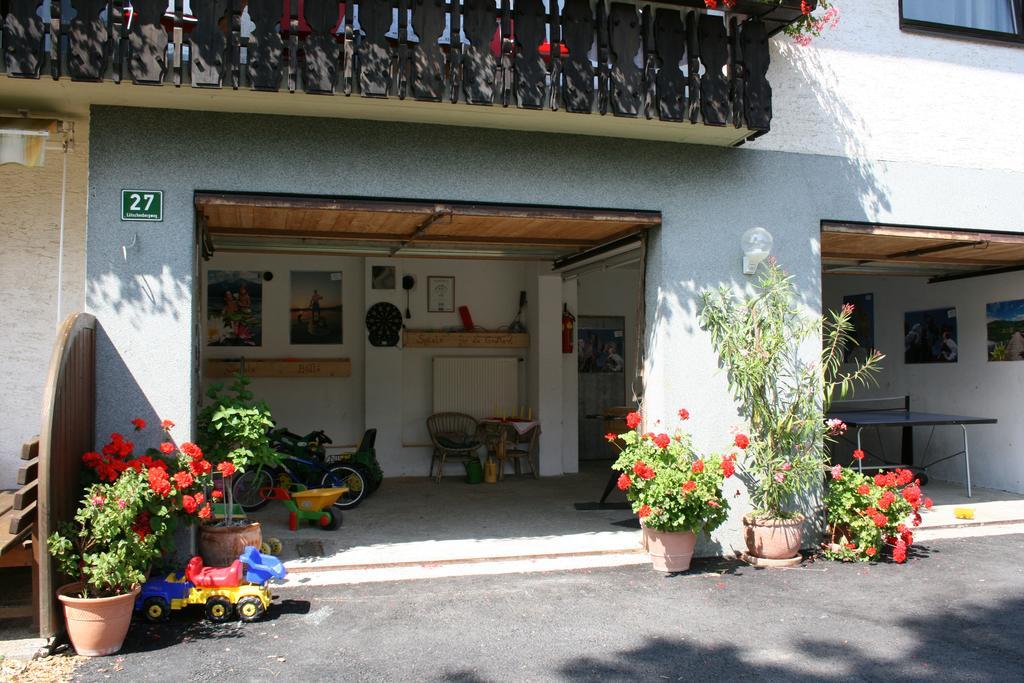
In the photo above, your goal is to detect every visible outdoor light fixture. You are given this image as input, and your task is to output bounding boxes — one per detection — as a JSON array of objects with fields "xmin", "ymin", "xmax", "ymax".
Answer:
[
  {"xmin": 741, "ymin": 227, "xmax": 773, "ymax": 275},
  {"xmin": 0, "ymin": 117, "xmax": 67, "ymax": 167}
]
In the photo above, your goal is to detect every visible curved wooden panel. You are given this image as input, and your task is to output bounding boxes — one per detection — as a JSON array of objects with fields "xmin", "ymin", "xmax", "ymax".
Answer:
[
  {"xmin": 37, "ymin": 312, "xmax": 96, "ymax": 640},
  {"xmin": 68, "ymin": 0, "xmax": 110, "ymax": 81},
  {"xmin": 303, "ymin": 0, "xmax": 341, "ymax": 93},
  {"xmin": 560, "ymin": 0, "xmax": 594, "ymax": 114},
  {"xmin": 740, "ymin": 19, "xmax": 771, "ymax": 131},
  {"xmin": 358, "ymin": 0, "xmax": 393, "ymax": 97},
  {"xmin": 654, "ymin": 8, "xmax": 685, "ymax": 122},
  {"xmin": 698, "ymin": 13, "xmax": 729, "ymax": 126},
  {"xmin": 607, "ymin": 3, "xmax": 640, "ymax": 118},
  {"xmin": 247, "ymin": 0, "xmax": 285, "ymax": 90},
  {"xmin": 411, "ymin": 0, "xmax": 446, "ymax": 101},
  {"xmin": 3, "ymin": 0, "xmax": 46, "ymax": 78},
  {"xmin": 190, "ymin": 0, "xmax": 229, "ymax": 87},
  {"xmin": 128, "ymin": 0, "xmax": 169, "ymax": 84},
  {"xmin": 513, "ymin": 0, "xmax": 546, "ymax": 109},
  {"xmin": 462, "ymin": 0, "xmax": 497, "ymax": 105}
]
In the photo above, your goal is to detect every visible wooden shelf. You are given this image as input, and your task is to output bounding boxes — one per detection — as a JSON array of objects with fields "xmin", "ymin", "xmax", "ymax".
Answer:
[
  {"xmin": 205, "ymin": 358, "xmax": 352, "ymax": 378},
  {"xmin": 403, "ymin": 330, "xmax": 530, "ymax": 349}
]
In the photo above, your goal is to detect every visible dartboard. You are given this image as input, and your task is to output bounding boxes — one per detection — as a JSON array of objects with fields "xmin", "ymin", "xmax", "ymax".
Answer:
[{"xmin": 365, "ymin": 302, "xmax": 403, "ymax": 347}]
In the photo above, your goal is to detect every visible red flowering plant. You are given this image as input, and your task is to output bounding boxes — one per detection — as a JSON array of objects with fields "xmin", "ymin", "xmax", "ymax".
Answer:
[
  {"xmin": 80, "ymin": 418, "xmax": 216, "ymax": 550},
  {"xmin": 609, "ymin": 409, "xmax": 735, "ymax": 534},
  {"xmin": 704, "ymin": 1, "xmax": 839, "ymax": 45},
  {"xmin": 823, "ymin": 465, "xmax": 933, "ymax": 563}
]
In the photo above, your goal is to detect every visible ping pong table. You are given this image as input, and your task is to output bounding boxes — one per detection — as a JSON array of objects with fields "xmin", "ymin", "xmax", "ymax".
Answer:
[{"xmin": 828, "ymin": 397, "xmax": 996, "ymax": 498}]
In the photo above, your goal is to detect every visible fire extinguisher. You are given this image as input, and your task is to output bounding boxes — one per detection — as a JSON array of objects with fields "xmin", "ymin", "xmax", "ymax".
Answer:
[{"xmin": 562, "ymin": 304, "xmax": 576, "ymax": 354}]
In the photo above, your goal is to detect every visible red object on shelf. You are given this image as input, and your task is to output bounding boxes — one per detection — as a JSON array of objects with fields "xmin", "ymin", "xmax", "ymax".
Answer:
[
  {"xmin": 459, "ymin": 306, "xmax": 475, "ymax": 331},
  {"xmin": 186, "ymin": 557, "xmax": 244, "ymax": 588}
]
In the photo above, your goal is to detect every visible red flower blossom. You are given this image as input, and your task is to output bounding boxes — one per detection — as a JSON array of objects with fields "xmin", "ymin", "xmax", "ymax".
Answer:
[
  {"xmin": 653, "ymin": 433, "xmax": 671, "ymax": 449},
  {"xmin": 901, "ymin": 530, "xmax": 914, "ymax": 546},
  {"xmin": 217, "ymin": 461, "xmax": 235, "ymax": 477},
  {"xmin": 212, "ymin": 489, "xmax": 224, "ymax": 500},
  {"xmin": 896, "ymin": 469, "xmax": 914, "ymax": 486},
  {"xmin": 625, "ymin": 412, "xmax": 641, "ymax": 429},
  {"xmin": 180, "ymin": 442, "xmax": 204, "ymax": 461},
  {"xmin": 161, "ymin": 419, "xmax": 175, "ymax": 430},
  {"xmin": 852, "ymin": 449, "xmax": 865, "ymax": 461},
  {"xmin": 878, "ymin": 491, "xmax": 895, "ymax": 511},
  {"xmin": 681, "ymin": 480, "xmax": 697, "ymax": 493},
  {"xmin": 605, "ymin": 433, "xmax": 618, "ymax": 443},
  {"xmin": 856, "ymin": 484, "xmax": 871, "ymax": 495},
  {"xmin": 721, "ymin": 459, "xmax": 735, "ymax": 478},
  {"xmin": 632, "ymin": 461, "xmax": 655, "ymax": 480},
  {"xmin": 801, "ymin": 0, "xmax": 812, "ymax": 15},
  {"xmin": 678, "ymin": 408, "xmax": 690, "ymax": 421},
  {"xmin": 704, "ymin": 0, "xmax": 717, "ymax": 9},
  {"xmin": 902, "ymin": 484, "xmax": 921, "ymax": 505},
  {"xmin": 892, "ymin": 541, "xmax": 907, "ymax": 564},
  {"xmin": 865, "ymin": 547, "xmax": 877, "ymax": 557},
  {"xmin": 194, "ymin": 492, "xmax": 205, "ymax": 507},
  {"xmin": 844, "ymin": 543, "xmax": 857, "ymax": 550},
  {"xmin": 734, "ymin": 434, "xmax": 749, "ymax": 450},
  {"xmin": 707, "ymin": 500, "xmax": 721, "ymax": 507},
  {"xmin": 912, "ymin": 512, "xmax": 922, "ymax": 527},
  {"xmin": 692, "ymin": 460, "xmax": 705, "ymax": 474},
  {"xmin": 874, "ymin": 473, "xmax": 887, "ymax": 487},
  {"xmin": 172, "ymin": 470, "xmax": 194, "ymax": 490},
  {"xmin": 923, "ymin": 497, "xmax": 933, "ymax": 510},
  {"xmin": 159, "ymin": 441, "xmax": 175, "ymax": 455},
  {"xmin": 190, "ymin": 458, "xmax": 212, "ymax": 476},
  {"xmin": 82, "ymin": 451, "xmax": 102, "ymax": 467},
  {"xmin": 148, "ymin": 467, "xmax": 171, "ymax": 497},
  {"xmin": 616, "ymin": 473, "xmax": 632, "ymax": 491},
  {"xmin": 197, "ymin": 504, "xmax": 212, "ymax": 520},
  {"xmin": 131, "ymin": 511, "xmax": 152, "ymax": 541},
  {"xmin": 873, "ymin": 513, "xmax": 888, "ymax": 528},
  {"xmin": 182, "ymin": 494, "xmax": 198, "ymax": 514},
  {"xmin": 131, "ymin": 418, "xmax": 146, "ymax": 431},
  {"xmin": 637, "ymin": 504, "xmax": 652, "ymax": 519}
]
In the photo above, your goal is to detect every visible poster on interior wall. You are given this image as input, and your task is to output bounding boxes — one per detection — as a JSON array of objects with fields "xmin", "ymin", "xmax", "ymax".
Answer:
[
  {"xmin": 290, "ymin": 271, "xmax": 343, "ymax": 344},
  {"xmin": 371, "ymin": 265, "xmax": 396, "ymax": 290},
  {"xmin": 578, "ymin": 326, "xmax": 626, "ymax": 373},
  {"xmin": 985, "ymin": 298, "xmax": 1024, "ymax": 361},
  {"xmin": 207, "ymin": 270, "xmax": 263, "ymax": 346},
  {"xmin": 842, "ymin": 293, "xmax": 875, "ymax": 363},
  {"xmin": 904, "ymin": 307, "xmax": 958, "ymax": 364}
]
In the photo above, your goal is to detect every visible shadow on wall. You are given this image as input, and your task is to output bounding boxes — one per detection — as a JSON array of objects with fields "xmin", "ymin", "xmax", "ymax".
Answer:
[
  {"xmin": 93, "ymin": 322, "xmax": 167, "ymax": 447},
  {"xmin": 86, "ymin": 264, "xmax": 190, "ymax": 330}
]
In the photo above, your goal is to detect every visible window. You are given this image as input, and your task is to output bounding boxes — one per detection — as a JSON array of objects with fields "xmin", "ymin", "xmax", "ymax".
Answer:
[{"xmin": 900, "ymin": 0, "xmax": 1024, "ymax": 45}]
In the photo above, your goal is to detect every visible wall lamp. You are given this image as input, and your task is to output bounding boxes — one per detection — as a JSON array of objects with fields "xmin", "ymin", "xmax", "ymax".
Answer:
[{"xmin": 741, "ymin": 227, "xmax": 773, "ymax": 275}]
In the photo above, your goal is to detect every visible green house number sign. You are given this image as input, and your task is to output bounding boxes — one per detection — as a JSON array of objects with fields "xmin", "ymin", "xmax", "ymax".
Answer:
[{"xmin": 121, "ymin": 190, "xmax": 163, "ymax": 221}]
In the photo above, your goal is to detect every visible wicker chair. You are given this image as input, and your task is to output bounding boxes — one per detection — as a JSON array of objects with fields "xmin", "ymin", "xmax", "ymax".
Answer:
[{"xmin": 426, "ymin": 412, "xmax": 483, "ymax": 482}]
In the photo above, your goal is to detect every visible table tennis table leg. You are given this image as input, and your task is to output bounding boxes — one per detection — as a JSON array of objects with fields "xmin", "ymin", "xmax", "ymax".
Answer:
[{"xmin": 962, "ymin": 424, "xmax": 972, "ymax": 499}]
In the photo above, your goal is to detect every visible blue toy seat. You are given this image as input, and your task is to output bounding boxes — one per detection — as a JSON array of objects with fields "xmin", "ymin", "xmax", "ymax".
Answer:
[{"xmin": 239, "ymin": 545, "xmax": 287, "ymax": 584}]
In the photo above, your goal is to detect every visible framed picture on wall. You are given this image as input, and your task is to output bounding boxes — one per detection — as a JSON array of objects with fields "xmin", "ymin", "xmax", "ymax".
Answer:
[
  {"xmin": 986, "ymin": 298, "xmax": 1024, "ymax": 361},
  {"xmin": 371, "ymin": 265, "xmax": 396, "ymax": 290},
  {"xmin": 842, "ymin": 293, "xmax": 874, "ymax": 363},
  {"xmin": 427, "ymin": 276, "xmax": 455, "ymax": 312},
  {"xmin": 904, "ymin": 307, "xmax": 957, "ymax": 364},
  {"xmin": 290, "ymin": 271, "xmax": 343, "ymax": 344},
  {"xmin": 207, "ymin": 270, "xmax": 262, "ymax": 346}
]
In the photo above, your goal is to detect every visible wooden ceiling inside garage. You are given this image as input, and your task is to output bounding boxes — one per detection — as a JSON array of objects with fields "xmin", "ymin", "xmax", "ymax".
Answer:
[{"xmin": 822, "ymin": 222, "xmax": 1024, "ymax": 282}]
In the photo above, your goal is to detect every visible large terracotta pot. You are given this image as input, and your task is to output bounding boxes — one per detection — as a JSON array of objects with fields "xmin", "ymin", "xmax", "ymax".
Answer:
[
  {"xmin": 743, "ymin": 513, "xmax": 804, "ymax": 560},
  {"xmin": 646, "ymin": 529, "xmax": 698, "ymax": 573},
  {"xmin": 198, "ymin": 521, "xmax": 262, "ymax": 567},
  {"xmin": 57, "ymin": 584, "xmax": 140, "ymax": 657}
]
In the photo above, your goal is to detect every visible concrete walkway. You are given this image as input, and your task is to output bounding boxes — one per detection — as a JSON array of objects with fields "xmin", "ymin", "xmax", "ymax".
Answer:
[{"xmin": 71, "ymin": 532, "xmax": 1024, "ymax": 682}]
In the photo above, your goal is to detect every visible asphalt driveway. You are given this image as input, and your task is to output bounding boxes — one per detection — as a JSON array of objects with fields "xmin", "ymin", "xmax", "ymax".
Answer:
[{"xmin": 74, "ymin": 533, "xmax": 1024, "ymax": 682}]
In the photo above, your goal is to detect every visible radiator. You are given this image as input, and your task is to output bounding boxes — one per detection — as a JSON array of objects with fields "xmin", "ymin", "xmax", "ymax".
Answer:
[{"xmin": 432, "ymin": 356, "xmax": 520, "ymax": 419}]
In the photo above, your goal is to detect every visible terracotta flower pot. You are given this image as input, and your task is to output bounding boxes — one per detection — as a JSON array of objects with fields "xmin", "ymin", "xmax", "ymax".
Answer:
[
  {"xmin": 743, "ymin": 513, "xmax": 804, "ymax": 560},
  {"xmin": 646, "ymin": 529, "xmax": 698, "ymax": 573},
  {"xmin": 199, "ymin": 520, "xmax": 262, "ymax": 567},
  {"xmin": 57, "ymin": 584, "xmax": 140, "ymax": 657}
]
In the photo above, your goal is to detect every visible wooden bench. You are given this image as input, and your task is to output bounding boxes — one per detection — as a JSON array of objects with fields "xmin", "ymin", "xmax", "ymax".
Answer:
[{"xmin": 0, "ymin": 438, "xmax": 41, "ymax": 622}]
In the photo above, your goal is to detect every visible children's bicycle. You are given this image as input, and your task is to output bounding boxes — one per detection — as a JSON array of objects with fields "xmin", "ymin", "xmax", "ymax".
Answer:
[{"xmin": 231, "ymin": 429, "xmax": 377, "ymax": 512}]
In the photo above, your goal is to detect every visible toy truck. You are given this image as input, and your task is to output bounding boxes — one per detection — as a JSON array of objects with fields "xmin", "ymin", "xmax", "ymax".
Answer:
[{"xmin": 135, "ymin": 546, "xmax": 286, "ymax": 623}]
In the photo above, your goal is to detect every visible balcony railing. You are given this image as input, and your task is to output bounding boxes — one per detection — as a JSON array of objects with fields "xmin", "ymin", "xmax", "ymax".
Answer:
[{"xmin": 1, "ymin": 0, "xmax": 809, "ymax": 136}]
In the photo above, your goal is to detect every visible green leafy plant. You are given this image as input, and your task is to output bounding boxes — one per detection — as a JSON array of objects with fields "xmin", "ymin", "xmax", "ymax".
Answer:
[
  {"xmin": 48, "ymin": 469, "xmax": 170, "ymax": 598},
  {"xmin": 699, "ymin": 259, "xmax": 883, "ymax": 520},
  {"xmin": 197, "ymin": 373, "xmax": 281, "ymax": 524},
  {"xmin": 824, "ymin": 465, "xmax": 932, "ymax": 563},
  {"xmin": 610, "ymin": 409, "xmax": 736, "ymax": 534}
]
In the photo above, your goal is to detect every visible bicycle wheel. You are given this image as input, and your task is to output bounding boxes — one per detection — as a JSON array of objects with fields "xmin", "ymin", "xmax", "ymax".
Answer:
[
  {"xmin": 321, "ymin": 464, "xmax": 367, "ymax": 510},
  {"xmin": 233, "ymin": 467, "xmax": 276, "ymax": 511}
]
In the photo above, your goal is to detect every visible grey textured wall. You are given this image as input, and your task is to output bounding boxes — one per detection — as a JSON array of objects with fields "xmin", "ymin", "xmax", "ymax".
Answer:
[{"xmin": 87, "ymin": 106, "xmax": 1024, "ymax": 553}]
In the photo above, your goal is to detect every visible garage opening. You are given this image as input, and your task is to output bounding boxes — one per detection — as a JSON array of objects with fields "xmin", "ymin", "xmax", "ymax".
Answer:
[
  {"xmin": 821, "ymin": 220, "xmax": 1024, "ymax": 525},
  {"xmin": 196, "ymin": 192, "xmax": 658, "ymax": 574}
]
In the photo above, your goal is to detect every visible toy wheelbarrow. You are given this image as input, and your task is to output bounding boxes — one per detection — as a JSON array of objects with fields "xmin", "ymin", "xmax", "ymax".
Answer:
[{"xmin": 260, "ymin": 485, "xmax": 347, "ymax": 531}]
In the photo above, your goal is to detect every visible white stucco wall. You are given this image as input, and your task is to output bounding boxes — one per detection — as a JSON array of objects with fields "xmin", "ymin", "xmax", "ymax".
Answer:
[
  {"xmin": 823, "ymin": 271, "xmax": 1024, "ymax": 494},
  {"xmin": 753, "ymin": 0, "xmax": 1024, "ymax": 174},
  {"xmin": 0, "ymin": 120, "xmax": 88, "ymax": 487}
]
